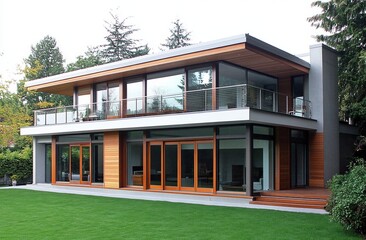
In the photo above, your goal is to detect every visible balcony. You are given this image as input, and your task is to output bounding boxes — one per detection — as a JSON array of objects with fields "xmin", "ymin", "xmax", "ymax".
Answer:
[{"xmin": 34, "ymin": 84, "xmax": 312, "ymax": 126}]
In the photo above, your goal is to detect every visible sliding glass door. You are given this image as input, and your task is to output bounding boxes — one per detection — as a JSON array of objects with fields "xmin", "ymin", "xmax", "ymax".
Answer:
[{"xmin": 70, "ymin": 145, "xmax": 91, "ymax": 184}]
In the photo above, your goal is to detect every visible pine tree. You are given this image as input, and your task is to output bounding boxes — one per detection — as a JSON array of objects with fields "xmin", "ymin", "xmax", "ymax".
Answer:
[
  {"xmin": 66, "ymin": 47, "xmax": 105, "ymax": 72},
  {"xmin": 161, "ymin": 19, "xmax": 191, "ymax": 50},
  {"xmin": 101, "ymin": 13, "xmax": 149, "ymax": 63}
]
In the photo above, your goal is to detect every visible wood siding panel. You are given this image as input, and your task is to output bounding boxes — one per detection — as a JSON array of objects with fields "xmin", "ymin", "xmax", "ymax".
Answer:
[
  {"xmin": 275, "ymin": 127, "xmax": 290, "ymax": 190},
  {"xmin": 309, "ymin": 133, "xmax": 324, "ymax": 187},
  {"xmin": 278, "ymin": 77, "xmax": 292, "ymax": 114},
  {"xmin": 104, "ymin": 132, "xmax": 121, "ymax": 188}
]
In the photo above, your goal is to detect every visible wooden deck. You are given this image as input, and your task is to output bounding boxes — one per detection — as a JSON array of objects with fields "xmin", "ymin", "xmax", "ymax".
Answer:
[{"xmin": 250, "ymin": 188, "xmax": 330, "ymax": 209}]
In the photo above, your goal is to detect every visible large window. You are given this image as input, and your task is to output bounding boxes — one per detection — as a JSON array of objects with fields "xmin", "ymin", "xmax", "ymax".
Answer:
[
  {"xmin": 56, "ymin": 145, "xmax": 70, "ymax": 181},
  {"xmin": 217, "ymin": 62, "xmax": 247, "ymax": 109},
  {"xmin": 218, "ymin": 125, "xmax": 247, "ymax": 192},
  {"xmin": 146, "ymin": 69, "xmax": 185, "ymax": 113},
  {"xmin": 248, "ymin": 71, "xmax": 277, "ymax": 111},
  {"xmin": 126, "ymin": 131, "xmax": 144, "ymax": 186},
  {"xmin": 95, "ymin": 82, "xmax": 120, "ymax": 118},
  {"xmin": 45, "ymin": 144, "xmax": 52, "ymax": 183},
  {"xmin": 187, "ymin": 66, "xmax": 213, "ymax": 111},
  {"xmin": 92, "ymin": 143, "xmax": 103, "ymax": 183},
  {"xmin": 126, "ymin": 78, "xmax": 144, "ymax": 114},
  {"xmin": 77, "ymin": 86, "xmax": 91, "ymax": 121}
]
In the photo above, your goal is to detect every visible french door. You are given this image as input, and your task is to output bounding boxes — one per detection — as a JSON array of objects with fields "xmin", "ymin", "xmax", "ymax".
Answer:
[
  {"xmin": 148, "ymin": 141, "xmax": 214, "ymax": 192},
  {"xmin": 291, "ymin": 142, "xmax": 308, "ymax": 187},
  {"xmin": 70, "ymin": 145, "xmax": 91, "ymax": 184}
]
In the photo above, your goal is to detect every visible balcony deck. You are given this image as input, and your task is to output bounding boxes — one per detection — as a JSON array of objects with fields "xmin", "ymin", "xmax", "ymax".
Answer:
[{"xmin": 33, "ymin": 84, "xmax": 312, "ymax": 127}]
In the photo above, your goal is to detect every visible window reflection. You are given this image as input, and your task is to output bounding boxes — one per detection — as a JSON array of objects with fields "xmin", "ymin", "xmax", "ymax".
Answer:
[
  {"xmin": 187, "ymin": 66, "xmax": 213, "ymax": 111},
  {"xmin": 126, "ymin": 80, "xmax": 143, "ymax": 114}
]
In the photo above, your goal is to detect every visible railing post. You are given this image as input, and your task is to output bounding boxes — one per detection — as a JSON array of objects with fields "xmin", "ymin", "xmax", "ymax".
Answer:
[
  {"xmin": 34, "ymin": 111, "xmax": 37, "ymax": 126},
  {"xmin": 204, "ymin": 90, "xmax": 207, "ymax": 111},
  {"xmin": 259, "ymin": 88, "xmax": 262, "ymax": 110},
  {"xmin": 273, "ymin": 92, "xmax": 275, "ymax": 112},
  {"xmin": 286, "ymin": 96, "xmax": 289, "ymax": 114},
  {"xmin": 160, "ymin": 95, "xmax": 163, "ymax": 112}
]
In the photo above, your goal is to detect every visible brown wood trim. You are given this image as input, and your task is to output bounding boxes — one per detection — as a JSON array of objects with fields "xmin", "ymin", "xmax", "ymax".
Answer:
[
  {"xmin": 275, "ymin": 127, "xmax": 290, "ymax": 190},
  {"xmin": 51, "ymin": 136, "xmax": 57, "ymax": 184},
  {"xmin": 245, "ymin": 44, "xmax": 309, "ymax": 73}
]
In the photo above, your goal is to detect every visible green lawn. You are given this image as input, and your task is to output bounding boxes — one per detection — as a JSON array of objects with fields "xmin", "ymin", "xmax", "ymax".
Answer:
[{"xmin": 0, "ymin": 189, "xmax": 361, "ymax": 240}]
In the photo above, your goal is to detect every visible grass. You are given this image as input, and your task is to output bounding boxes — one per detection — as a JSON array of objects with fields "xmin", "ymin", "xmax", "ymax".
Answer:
[{"xmin": 0, "ymin": 189, "xmax": 361, "ymax": 240}]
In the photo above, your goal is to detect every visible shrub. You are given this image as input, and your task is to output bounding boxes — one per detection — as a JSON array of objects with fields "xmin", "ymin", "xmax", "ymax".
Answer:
[
  {"xmin": 0, "ymin": 147, "xmax": 32, "ymax": 182},
  {"xmin": 326, "ymin": 158, "xmax": 366, "ymax": 236}
]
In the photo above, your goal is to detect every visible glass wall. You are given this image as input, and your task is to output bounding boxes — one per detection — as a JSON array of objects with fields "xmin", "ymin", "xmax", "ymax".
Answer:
[
  {"xmin": 92, "ymin": 143, "xmax": 103, "ymax": 183},
  {"xmin": 291, "ymin": 130, "xmax": 308, "ymax": 187},
  {"xmin": 187, "ymin": 66, "xmax": 213, "ymax": 111},
  {"xmin": 165, "ymin": 144, "xmax": 178, "ymax": 187},
  {"xmin": 95, "ymin": 82, "xmax": 120, "ymax": 118},
  {"xmin": 218, "ymin": 139, "xmax": 246, "ymax": 192},
  {"xmin": 217, "ymin": 62, "xmax": 247, "ymax": 109},
  {"xmin": 248, "ymin": 71, "xmax": 277, "ymax": 111},
  {"xmin": 218, "ymin": 125, "xmax": 246, "ymax": 192},
  {"xmin": 146, "ymin": 69, "xmax": 185, "ymax": 113},
  {"xmin": 127, "ymin": 142, "xmax": 143, "ymax": 186},
  {"xmin": 126, "ymin": 78, "xmax": 144, "ymax": 114},
  {"xmin": 45, "ymin": 144, "xmax": 52, "ymax": 183},
  {"xmin": 56, "ymin": 145, "xmax": 70, "ymax": 181},
  {"xmin": 181, "ymin": 143, "xmax": 194, "ymax": 188},
  {"xmin": 197, "ymin": 143, "xmax": 213, "ymax": 188},
  {"xmin": 77, "ymin": 86, "xmax": 91, "ymax": 121}
]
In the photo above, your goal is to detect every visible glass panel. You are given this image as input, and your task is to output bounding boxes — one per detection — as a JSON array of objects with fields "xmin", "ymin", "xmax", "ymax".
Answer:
[
  {"xmin": 45, "ymin": 144, "xmax": 52, "ymax": 183},
  {"xmin": 181, "ymin": 144, "xmax": 194, "ymax": 187},
  {"xmin": 82, "ymin": 146, "xmax": 90, "ymax": 182},
  {"xmin": 56, "ymin": 145, "xmax": 69, "ymax": 181},
  {"xmin": 218, "ymin": 126, "xmax": 246, "ymax": 137},
  {"xmin": 36, "ymin": 111, "xmax": 46, "ymax": 126},
  {"xmin": 71, "ymin": 146, "xmax": 80, "ymax": 181},
  {"xmin": 218, "ymin": 62, "xmax": 247, "ymax": 109},
  {"xmin": 148, "ymin": 127, "xmax": 213, "ymax": 139},
  {"xmin": 165, "ymin": 145, "xmax": 178, "ymax": 187},
  {"xmin": 218, "ymin": 139, "xmax": 246, "ymax": 192},
  {"xmin": 126, "ymin": 80, "xmax": 143, "ymax": 114},
  {"xmin": 45, "ymin": 109, "xmax": 56, "ymax": 125},
  {"xmin": 293, "ymin": 76, "xmax": 304, "ymax": 99},
  {"xmin": 248, "ymin": 71, "xmax": 277, "ymax": 111},
  {"xmin": 78, "ymin": 91, "xmax": 91, "ymax": 121},
  {"xmin": 150, "ymin": 145, "xmax": 161, "ymax": 185},
  {"xmin": 248, "ymin": 71, "xmax": 277, "ymax": 91},
  {"xmin": 56, "ymin": 108, "xmax": 66, "ymax": 124},
  {"xmin": 107, "ymin": 82, "xmax": 120, "ymax": 117},
  {"xmin": 92, "ymin": 144, "xmax": 103, "ymax": 183},
  {"xmin": 198, "ymin": 143, "xmax": 213, "ymax": 188},
  {"xmin": 147, "ymin": 69, "xmax": 185, "ymax": 113},
  {"xmin": 96, "ymin": 83, "xmax": 107, "ymax": 119},
  {"xmin": 187, "ymin": 66, "xmax": 213, "ymax": 111},
  {"xmin": 57, "ymin": 135, "xmax": 90, "ymax": 143},
  {"xmin": 253, "ymin": 126, "xmax": 274, "ymax": 136},
  {"xmin": 126, "ymin": 131, "xmax": 143, "ymax": 140},
  {"xmin": 253, "ymin": 139, "xmax": 274, "ymax": 192},
  {"xmin": 127, "ymin": 142, "xmax": 143, "ymax": 186},
  {"xmin": 291, "ymin": 143, "xmax": 307, "ymax": 187}
]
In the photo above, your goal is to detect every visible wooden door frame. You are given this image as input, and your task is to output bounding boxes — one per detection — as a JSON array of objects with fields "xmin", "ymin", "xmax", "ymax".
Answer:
[
  {"xmin": 195, "ymin": 140, "xmax": 214, "ymax": 193},
  {"xmin": 148, "ymin": 141, "xmax": 164, "ymax": 190},
  {"xmin": 69, "ymin": 144, "xmax": 91, "ymax": 184},
  {"xmin": 164, "ymin": 142, "xmax": 180, "ymax": 191}
]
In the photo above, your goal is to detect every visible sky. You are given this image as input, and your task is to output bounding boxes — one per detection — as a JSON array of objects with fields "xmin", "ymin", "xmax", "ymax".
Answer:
[{"xmin": 0, "ymin": 0, "xmax": 323, "ymax": 87}]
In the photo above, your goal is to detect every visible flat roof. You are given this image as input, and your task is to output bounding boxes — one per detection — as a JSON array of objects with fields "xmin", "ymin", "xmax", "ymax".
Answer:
[{"xmin": 25, "ymin": 34, "xmax": 311, "ymax": 95}]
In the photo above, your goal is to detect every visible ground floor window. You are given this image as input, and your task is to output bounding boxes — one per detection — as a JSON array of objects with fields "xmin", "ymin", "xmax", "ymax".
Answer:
[
  {"xmin": 55, "ymin": 134, "xmax": 103, "ymax": 184},
  {"xmin": 218, "ymin": 139, "xmax": 246, "ymax": 192},
  {"xmin": 45, "ymin": 144, "xmax": 52, "ymax": 183},
  {"xmin": 127, "ymin": 142, "xmax": 143, "ymax": 186},
  {"xmin": 253, "ymin": 139, "xmax": 274, "ymax": 191}
]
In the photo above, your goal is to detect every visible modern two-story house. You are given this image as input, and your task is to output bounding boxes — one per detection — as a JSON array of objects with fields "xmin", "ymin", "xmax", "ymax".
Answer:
[{"xmin": 21, "ymin": 34, "xmax": 357, "ymax": 207}]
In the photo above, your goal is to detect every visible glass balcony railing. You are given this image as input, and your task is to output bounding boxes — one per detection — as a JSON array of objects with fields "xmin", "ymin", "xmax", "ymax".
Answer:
[{"xmin": 33, "ymin": 84, "xmax": 312, "ymax": 126}]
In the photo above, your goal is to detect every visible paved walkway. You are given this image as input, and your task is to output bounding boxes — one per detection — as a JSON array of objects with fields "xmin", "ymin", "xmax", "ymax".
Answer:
[{"xmin": 3, "ymin": 184, "xmax": 328, "ymax": 214}]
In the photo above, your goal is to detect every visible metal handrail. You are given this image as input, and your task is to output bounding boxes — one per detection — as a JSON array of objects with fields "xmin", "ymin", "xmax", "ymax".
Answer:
[{"xmin": 34, "ymin": 84, "xmax": 312, "ymax": 126}]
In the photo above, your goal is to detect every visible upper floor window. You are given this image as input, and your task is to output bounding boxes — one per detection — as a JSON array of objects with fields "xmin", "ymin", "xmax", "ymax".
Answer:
[
  {"xmin": 186, "ymin": 65, "xmax": 213, "ymax": 111},
  {"xmin": 146, "ymin": 69, "xmax": 185, "ymax": 113},
  {"xmin": 95, "ymin": 82, "xmax": 120, "ymax": 118},
  {"xmin": 126, "ymin": 77, "xmax": 144, "ymax": 114}
]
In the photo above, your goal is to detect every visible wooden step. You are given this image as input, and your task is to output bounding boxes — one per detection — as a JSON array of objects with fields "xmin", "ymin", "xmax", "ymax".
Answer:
[
  {"xmin": 250, "ymin": 200, "xmax": 326, "ymax": 209},
  {"xmin": 260, "ymin": 191, "xmax": 329, "ymax": 200},
  {"xmin": 254, "ymin": 196, "xmax": 326, "ymax": 206}
]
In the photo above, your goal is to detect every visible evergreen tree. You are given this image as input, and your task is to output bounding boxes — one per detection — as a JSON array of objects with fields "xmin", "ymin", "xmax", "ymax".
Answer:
[
  {"xmin": 66, "ymin": 47, "xmax": 105, "ymax": 72},
  {"xmin": 161, "ymin": 19, "xmax": 191, "ymax": 50},
  {"xmin": 101, "ymin": 13, "xmax": 149, "ymax": 63},
  {"xmin": 18, "ymin": 36, "xmax": 72, "ymax": 110},
  {"xmin": 308, "ymin": 1, "xmax": 366, "ymax": 131}
]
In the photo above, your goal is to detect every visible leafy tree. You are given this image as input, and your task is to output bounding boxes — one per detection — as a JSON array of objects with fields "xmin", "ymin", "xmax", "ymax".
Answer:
[
  {"xmin": 18, "ymin": 36, "xmax": 72, "ymax": 110},
  {"xmin": 0, "ymin": 80, "xmax": 32, "ymax": 150},
  {"xmin": 101, "ymin": 13, "xmax": 150, "ymax": 63},
  {"xmin": 308, "ymin": 1, "xmax": 366, "ymax": 132},
  {"xmin": 161, "ymin": 19, "xmax": 191, "ymax": 50},
  {"xmin": 66, "ymin": 47, "xmax": 105, "ymax": 72}
]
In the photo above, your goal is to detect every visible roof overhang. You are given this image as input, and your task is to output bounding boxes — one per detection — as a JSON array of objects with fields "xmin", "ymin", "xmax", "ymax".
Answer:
[
  {"xmin": 26, "ymin": 34, "xmax": 310, "ymax": 96},
  {"xmin": 21, "ymin": 109, "xmax": 317, "ymax": 137}
]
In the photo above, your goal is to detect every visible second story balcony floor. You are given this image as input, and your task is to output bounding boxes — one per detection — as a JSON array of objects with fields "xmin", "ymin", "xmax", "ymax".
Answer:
[{"xmin": 34, "ymin": 84, "xmax": 312, "ymax": 126}]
